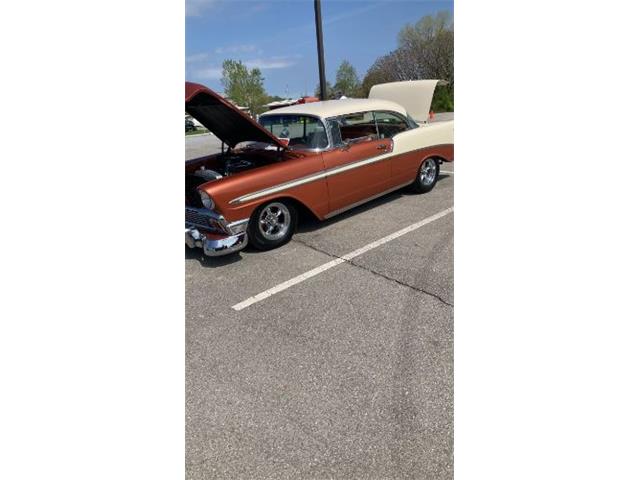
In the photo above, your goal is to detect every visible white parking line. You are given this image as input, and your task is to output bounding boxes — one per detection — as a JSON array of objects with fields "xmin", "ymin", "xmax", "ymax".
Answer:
[
  {"xmin": 441, "ymin": 170, "xmax": 454, "ymax": 174},
  {"xmin": 232, "ymin": 207, "xmax": 454, "ymax": 311}
]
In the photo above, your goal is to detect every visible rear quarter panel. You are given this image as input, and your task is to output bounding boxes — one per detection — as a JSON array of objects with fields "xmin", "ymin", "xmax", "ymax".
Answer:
[{"xmin": 390, "ymin": 121, "xmax": 454, "ymax": 182}]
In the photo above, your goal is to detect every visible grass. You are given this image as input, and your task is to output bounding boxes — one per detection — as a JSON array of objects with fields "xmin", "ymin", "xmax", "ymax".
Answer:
[{"xmin": 186, "ymin": 128, "xmax": 209, "ymax": 136}]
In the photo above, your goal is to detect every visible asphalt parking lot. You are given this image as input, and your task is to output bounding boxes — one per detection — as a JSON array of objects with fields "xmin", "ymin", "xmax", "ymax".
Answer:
[{"xmin": 185, "ymin": 134, "xmax": 454, "ymax": 478}]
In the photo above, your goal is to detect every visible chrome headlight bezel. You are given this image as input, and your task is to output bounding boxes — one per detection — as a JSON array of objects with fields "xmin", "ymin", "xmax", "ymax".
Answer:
[{"xmin": 199, "ymin": 190, "xmax": 214, "ymax": 210}]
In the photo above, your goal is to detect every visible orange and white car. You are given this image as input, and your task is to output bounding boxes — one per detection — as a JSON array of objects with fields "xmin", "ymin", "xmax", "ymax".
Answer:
[{"xmin": 185, "ymin": 80, "xmax": 453, "ymax": 256}]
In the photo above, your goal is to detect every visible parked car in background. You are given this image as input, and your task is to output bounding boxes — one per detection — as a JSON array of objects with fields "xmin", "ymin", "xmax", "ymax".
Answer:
[
  {"xmin": 185, "ymin": 118, "xmax": 197, "ymax": 132},
  {"xmin": 185, "ymin": 80, "xmax": 453, "ymax": 257}
]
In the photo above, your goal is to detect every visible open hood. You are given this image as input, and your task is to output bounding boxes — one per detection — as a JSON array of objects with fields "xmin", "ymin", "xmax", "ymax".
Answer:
[
  {"xmin": 185, "ymin": 82, "xmax": 288, "ymax": 149},
  {"xmin": 368, "ymin": 80, "xmax": 448, "ymax": 123}
]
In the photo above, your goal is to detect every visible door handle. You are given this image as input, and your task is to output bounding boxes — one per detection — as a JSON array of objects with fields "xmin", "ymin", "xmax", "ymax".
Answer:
[{"xmin": 376, "ymin": 144, "xmax": 387, "ymax": 150}]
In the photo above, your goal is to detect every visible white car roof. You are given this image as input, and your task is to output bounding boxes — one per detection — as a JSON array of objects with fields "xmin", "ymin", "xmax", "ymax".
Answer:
[{"xmin": 261, "ymin": 98, "xmax": 409, "ymax": 120}]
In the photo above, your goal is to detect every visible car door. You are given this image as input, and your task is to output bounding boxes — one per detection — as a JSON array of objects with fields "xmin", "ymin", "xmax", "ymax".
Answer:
[
  {"xmin": 372, "ymin": 110, "xmax": 414, "ymax": 180},
  {"xmin": 321, "ymin": 111, "xmax": 393, "ymax": 215}
]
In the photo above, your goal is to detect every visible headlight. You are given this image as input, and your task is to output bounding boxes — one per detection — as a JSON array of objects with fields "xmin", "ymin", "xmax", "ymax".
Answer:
[{"xmin": 199, "ymin": 190, "xmax": 214, "ymax": 210}]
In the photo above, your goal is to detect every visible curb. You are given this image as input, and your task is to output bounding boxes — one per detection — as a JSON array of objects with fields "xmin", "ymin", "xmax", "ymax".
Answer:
[{"xmin": 185, "ymin": 132, "xmax": 212, "ymax": 138}]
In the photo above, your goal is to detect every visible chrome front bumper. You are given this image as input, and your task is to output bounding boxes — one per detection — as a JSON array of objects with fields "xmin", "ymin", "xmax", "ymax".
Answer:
[
  {"xmin": 185, "ymin": 207, "xmax": 249, "ymax": 256},
  {"xmin": 185, "ymin": 226, "xmax": 248, "ymax": 256}
]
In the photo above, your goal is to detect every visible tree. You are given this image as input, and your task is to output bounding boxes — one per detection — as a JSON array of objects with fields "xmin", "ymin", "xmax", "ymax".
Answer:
[
  {"xmin": 361, "ymin": 11, "xmax": 454, "ymax": 111},
  {"xmin": 314, "ymin": 81, "xmax": 335, "ymax": 100},
  {"xmin": 334, "ymin": 60, "xmax": 362, "ymax": 97},
  {"xmin": 397, "ymin": 10, "xmax": 452, "ymax": 52},
  {"xmin": 362, "ymin": 52, "xmax": 396, "ymax": 96},
  {"xmin": 314, "ymin": 61, "xmax": 362, "ymax": 99},
  {"xmin": 220, "ymin": 59, "xmax": 268, "ymax": 116},
  {"xmin": 397, "ymin": 11, "xmax": 453, "ymax": 86}
]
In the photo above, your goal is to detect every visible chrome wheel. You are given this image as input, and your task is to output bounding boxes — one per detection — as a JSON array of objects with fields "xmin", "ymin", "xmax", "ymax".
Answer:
[
  {"xmin": 420, "ymin": 158, "xmax": 438, "ymax": 186},
  {"xmin": 258, "ymin": 202, "xmax": 291, "ymax": 241}
]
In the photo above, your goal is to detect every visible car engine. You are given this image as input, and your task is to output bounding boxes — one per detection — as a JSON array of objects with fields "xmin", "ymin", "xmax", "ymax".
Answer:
[
  {"xmin": 185, "ymin": 155, "xmax": 260, "ymax": 207},
  {"xmin": 222, "ymin": 155, "xmax": 256, "ymax": 176}
]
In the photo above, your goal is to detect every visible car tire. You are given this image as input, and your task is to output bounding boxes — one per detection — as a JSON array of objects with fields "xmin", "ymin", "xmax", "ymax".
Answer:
[
  {"xmin": 248, "ymin": 200, "xmax": 297, "ymax": 250},
  {"xmin": 412, "ymin": 157, "xmax": 440, "ymax": 193}
]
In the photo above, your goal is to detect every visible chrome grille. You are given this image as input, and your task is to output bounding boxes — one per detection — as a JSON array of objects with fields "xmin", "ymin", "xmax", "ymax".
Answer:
[
  {"xmin": 185, "ymin": 207, "xmax": 225, "ymax": 233},
  {"xmin": 185, "ymin": 208, "xmax": 210, "ymax": 226}
]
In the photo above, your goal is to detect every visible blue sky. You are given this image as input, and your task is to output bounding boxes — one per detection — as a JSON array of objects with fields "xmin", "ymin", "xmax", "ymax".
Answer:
[{"xmin": 186, "ymin": 0, "xmax": 453, "ymax": 98}]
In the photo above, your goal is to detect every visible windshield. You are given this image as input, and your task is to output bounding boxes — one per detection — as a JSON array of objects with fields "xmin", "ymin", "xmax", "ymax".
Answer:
[{"xmin": 258, "ymin": 114, "xmax": 329, "ymax": 150}]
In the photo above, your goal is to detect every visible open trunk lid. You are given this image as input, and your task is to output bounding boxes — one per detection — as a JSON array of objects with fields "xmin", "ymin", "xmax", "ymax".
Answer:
[
  {"xmin": 185, "ymin": 82, "xmax": 288, "ymax": 149},
  {"xmin": 368, "ymin": 79, "xmax": 448, "ymax": 123}
]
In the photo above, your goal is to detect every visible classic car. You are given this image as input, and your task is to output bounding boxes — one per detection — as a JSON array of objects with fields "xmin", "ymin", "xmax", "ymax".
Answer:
[{"xmin": 185, "ymin": 79, "xmax": 453, "ymax": 256}]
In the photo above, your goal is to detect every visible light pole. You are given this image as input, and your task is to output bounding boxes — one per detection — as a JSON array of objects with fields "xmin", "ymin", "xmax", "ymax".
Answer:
[{"xmin": 314, "ymin": 0, "xmax": 327, "ymax": 100}]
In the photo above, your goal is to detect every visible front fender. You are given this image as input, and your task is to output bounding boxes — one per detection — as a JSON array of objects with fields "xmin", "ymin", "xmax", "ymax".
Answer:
[{"xmin": 203, "ymin": 154, "xmax": 330, "ymax": 223}]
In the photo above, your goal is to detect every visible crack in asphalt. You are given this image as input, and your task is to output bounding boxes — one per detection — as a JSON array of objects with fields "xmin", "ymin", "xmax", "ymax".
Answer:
[{"xmin": 292, "ymin": 238, "xmax": 454, "ymax": 308}]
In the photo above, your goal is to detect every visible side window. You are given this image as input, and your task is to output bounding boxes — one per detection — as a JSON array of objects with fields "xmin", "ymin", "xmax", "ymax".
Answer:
[
  {"xmin": 373, "ymin": 111, "xmax": 410, "ymax": 139},
  {"xmin": 337, "ymin": 111, "xmax": 379, "ymax": 142},
  {"xmin": 326, "ymin": 119, "xmax": 343, "ymax": 146}
]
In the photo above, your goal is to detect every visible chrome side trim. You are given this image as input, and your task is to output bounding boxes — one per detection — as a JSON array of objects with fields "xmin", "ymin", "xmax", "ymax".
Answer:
[
  {"xmin": 324, "ymin": 142, "xmax": 394, "ymax": 178},
  {"xmin": 229, "ymin": 170, "xmax": 329, "ymax": 205},
  {"xmin": 230, "ymin": 149, "xmax": 394, "ymax": 205},
  {"xmin": 228, "ymin": 143, "xmax": 450, "ymax": 206},
  {"xmin": 324, "ymin": 180, "xmax": 413, "ymax": 219}
]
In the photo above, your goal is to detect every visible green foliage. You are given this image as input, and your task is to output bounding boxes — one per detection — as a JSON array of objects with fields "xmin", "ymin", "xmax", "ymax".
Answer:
[
  {"xmin": 186, "ymin": 128, "xmax": 206, "ymax": 136},
  {"xmin": 362, "ymin": 10, "xmax": 454, "ymax": 111},
  {"xmin": 334, "ymin": 60, "xmax": 362, "ymax": 97},
  {"xmin": 431, "ymin": 86, "xmax": 454, "ymax": 112},
  {"xmin": 314, "ymin": 61, "xmax": 363, "ymax": 99},
  {"xmin": 221, "ymin": 59, "xmax": 269, "ymax": 116},
  {"xmin": 314, "ymin": 81, "xmax": 335, "ymax": 100},
  {"xmin": 361, "ymin": 53, "xmax": 395, "ymax": 96},
  {"xmin": 397, "ymin": 10, "xmax": 452, "ymax": 48}
]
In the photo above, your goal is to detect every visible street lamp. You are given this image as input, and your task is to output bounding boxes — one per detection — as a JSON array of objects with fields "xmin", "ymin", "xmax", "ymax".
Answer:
[{"xmin": 314, "ymin": 0, "xmax": 327, "ymax": 100}]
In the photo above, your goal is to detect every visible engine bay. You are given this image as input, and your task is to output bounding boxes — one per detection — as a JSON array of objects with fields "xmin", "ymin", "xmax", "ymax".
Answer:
[{"xmin": 185, "ymin": 152, "xmax": 274, "ymax": 208}]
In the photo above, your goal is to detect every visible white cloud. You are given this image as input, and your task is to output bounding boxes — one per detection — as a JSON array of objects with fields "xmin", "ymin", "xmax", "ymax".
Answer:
[
  {"xmin": 245, "ymin": 57, "xmax": 296, "ymax": 70},
  {"xmin": 193, "ymin": 67, "xmax": 223, "ymax": 80},
  {"xmin": 192, "ymin": 55, "xmax": 296, "ymax": 80},
  {"xmin": 215, "ymin": 44, "xmax": 257, "ymax": 55},
  {"xmin": 186, "ymin": 53, "xmax": 209, "ymax": 63},
  {"xmin": 186, "ymin": 0, "xmax": 218, "ymax": 17}
]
